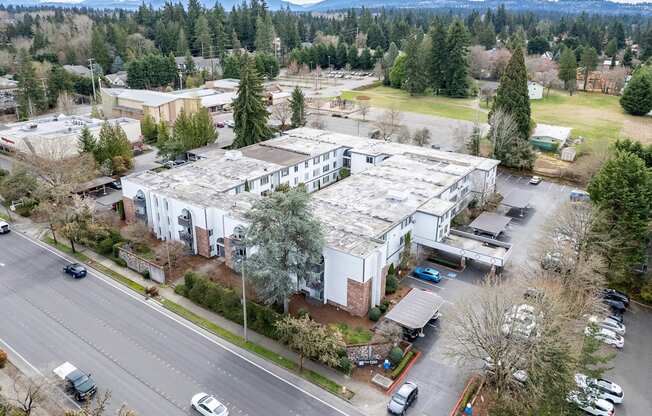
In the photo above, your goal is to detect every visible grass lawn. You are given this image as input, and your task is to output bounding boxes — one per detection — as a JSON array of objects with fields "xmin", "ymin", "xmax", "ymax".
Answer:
[
  {"xmin": 341, "ymin": 86, "xmax": 652, "ymax": 147},
  {"xmin": 341, "ymin": 86, "xmax": 486, "ymax": 123},
  {"xmin": 331, "ymin": 323, "xmax": 373, "ymax": 345}
]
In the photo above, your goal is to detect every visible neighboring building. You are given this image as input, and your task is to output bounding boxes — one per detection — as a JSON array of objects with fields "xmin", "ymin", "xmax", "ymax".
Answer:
[
  {"xmin": 206, "ymin": 78, "xmax": 240, "ymax": 93},
  {"xmin": 528, "ymin": 81, "xmax": 544, "ymax": 100},
  {"xmin": 576, "ymin": 69, "xmax": 624, "ymax": 95},
  {"xmin": 560, "ymin": 147, "xmax": 577, "ymax": 162},
  {"xmin": 0, "ymin": 115, "xmax": 141, "ymax": 159},
  {"xmin": 101, "ymin": 88, "xmax": 201, "ymax": 123},
  {"xmin": 63, "ymin": 65, "xmax": 92, "ymax": 78},
  {"xmin": 105, "ymin": 72, "xmax": 128, "ymax": 87},
  {"xmin": 0, "ymin": 76, "xmax": 18, "ymax": 92},
  {"xmin": 602, "ymin": 59, "xmax": 620, "ymax": 69},
  {"xmin": 175, "ymin": 56, "xmax": 221, "ymax": 76},
  {"xmin": 530, "ymin": 124, "xmax": 572, "ymax": 152},
  {"xmin": 122, "ymin": 128, "xmax": 500, "ymax": 316}
]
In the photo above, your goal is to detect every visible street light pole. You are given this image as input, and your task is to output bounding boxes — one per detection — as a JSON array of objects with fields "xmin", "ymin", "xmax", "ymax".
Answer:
[{"xmin": 241, "ymin": 258, "xmax": 248, "ymax": 342}]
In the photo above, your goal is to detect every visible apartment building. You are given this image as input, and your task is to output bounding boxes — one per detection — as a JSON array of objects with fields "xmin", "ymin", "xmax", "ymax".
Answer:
[{"xmin": 122, "ymin": 128, "xmax": 500, "ymax": 316}]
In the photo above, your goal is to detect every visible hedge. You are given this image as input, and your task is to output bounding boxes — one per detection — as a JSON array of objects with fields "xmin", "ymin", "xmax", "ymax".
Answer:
[
  {"xmin": 183, "ymin": 272, "xmax": 281, "ymax": 340},
  {"xmin": 390, "ymin": 350, "xmax": 415, "ymax": 379}
]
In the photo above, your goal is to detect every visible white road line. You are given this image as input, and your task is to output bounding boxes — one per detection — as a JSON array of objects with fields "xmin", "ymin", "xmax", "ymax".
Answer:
[
  {"xmin": 546, "ymin": 182, "xmax": 554, "ymax": 192},
  {"xmin": 560, "ymin": 185, "xmax": 567, "ymax": 193},
  {"xmin": 505, "ymin": 174, "xmax": 513, "ymax": 181},
  {"xmin": 407, "ymin": 276, "xmax": 445, "ymax": 290},
  {"xmin": 11, "ymin": 232, "xmax": 356, "ymax": 416}
]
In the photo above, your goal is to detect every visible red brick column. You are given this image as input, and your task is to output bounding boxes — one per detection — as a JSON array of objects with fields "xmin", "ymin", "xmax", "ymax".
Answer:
[
  {"xmin": 123, "ymin": 197, "xmax": 135, "ymax": 223},
  {"xmin": 224, "ymin": 237, "xmax": 235, "ymax": 269},
  {"xmin": 194, "ymin": 226, "xmax": 211, "ymax": 258},
  {"xmin": 346, "ymin": 278, "xmax": 372, "ymax": 317}
]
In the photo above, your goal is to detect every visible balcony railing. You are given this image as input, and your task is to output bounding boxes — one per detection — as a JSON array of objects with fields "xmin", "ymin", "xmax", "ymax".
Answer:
[
  {"xmin": 134, "ymin": 196, "xmax": 146, "ymax": 207},
  {"xmin": 135, "ymin": 207, "xmax": 147, "ymax": 219},
  {"xmin": 178, "ymin": 215, "xmax": 192, "ymax": 227},
  {"xmin": 179, "ymin": 230, "xmax": 193, "ymax": 243}
]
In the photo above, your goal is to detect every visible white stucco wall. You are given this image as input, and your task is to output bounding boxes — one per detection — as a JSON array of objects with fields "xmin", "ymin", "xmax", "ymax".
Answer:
[{"xmin": 323, "ymin": 247, "xmax": 363, "ymax": 307}]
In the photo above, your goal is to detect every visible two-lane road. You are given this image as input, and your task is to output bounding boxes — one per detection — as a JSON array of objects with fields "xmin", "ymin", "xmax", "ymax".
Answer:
[{"xmin": 0, "ymin": 231, "xmax": 362, "ymax": 416}]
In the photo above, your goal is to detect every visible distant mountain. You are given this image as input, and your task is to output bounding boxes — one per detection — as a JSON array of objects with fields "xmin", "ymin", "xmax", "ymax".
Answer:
[
  {"xmin": 302, "ymin": 0, "xmax": 652, "ymax": 14},
  {"xmin": 3, "ymin": 0, "xmax": 300, "ymax": 10}
]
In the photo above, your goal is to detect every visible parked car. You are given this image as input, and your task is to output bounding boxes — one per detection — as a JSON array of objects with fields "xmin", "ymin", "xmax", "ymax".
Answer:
[
  {"xmin": 585, "ymin": 326, "xmax": 624, "ymax": 349},
  {"xmin": 108, "ymin": 180, "xmax": 122, "ymax": 190},
  {"xmin": 587, "ymin": 315, "xmax": 626, "ymax": 336},
  {"xmin": 191, "ymin": 393, "xmax": 228, "ymax": 416},
  {"xmin": 603, "ymin": 298, "xmax": 626, "ymax": 314},
  {"xmin": 225, "ymin": 120, "xmax": 235, "ymax": 128},
  {"xmin": 387, "ymin": 382, "xmax": 418, "ymax": 415},
  {"xmin": 575, "ymin": 373, "xmax": 624, "ymax": 404},
  {"xmin": 567, "ymin": 391, "xmax": 615, "ymax": 416},
  {"xmin": 601, "ymin": 289, "xmax": 630, "ymax": 307},
  {"xmin": 483, "ymin": 357, "xmax": 528, "ymax": 383},
  {"xmin": 529, "ymin": 176, "xmax": 542, "ymax": 185},
  {"xmin": 53, "ymin": 362, "xmax": 97, "ymax": 401},
  {"xmin": 502, "ymin": 304, "xmax": 540, "ymax": 339},
  {"xmin": 0, "ymin": 220, "xmax": 9, "ymax": 234},
  {"xmin": 214, "ymin": 121, "xmax": 225, "ymax": 128},
  {"xmin": 63, "ymin": 263, "xmax": 87, "ymax": 279},
  {"xmin": 607, "ymin": 314, "xmax": 624, "ymax": 325},
  {"xmin": 412, "ymin": 267, "xmax": 441, "ymax": 283}
]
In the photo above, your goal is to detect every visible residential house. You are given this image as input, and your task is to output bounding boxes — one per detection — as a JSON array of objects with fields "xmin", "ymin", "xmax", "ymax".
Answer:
[{"xmin": 528, "ymin": 81, "xmax": 544, "ymax": 100}]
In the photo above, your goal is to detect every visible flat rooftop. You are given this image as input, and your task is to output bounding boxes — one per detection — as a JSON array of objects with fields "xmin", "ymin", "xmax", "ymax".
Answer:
[
  {"xmin": 241, "ymin": 143, "xmax": 308, "ymax": 167},
  {"xmin": 104, "ymin": 88, "xmax": 179, "ymax": 107},
  {"xmin": 262, "ymin": 135, "xmax": 341, "ymax": 157}
]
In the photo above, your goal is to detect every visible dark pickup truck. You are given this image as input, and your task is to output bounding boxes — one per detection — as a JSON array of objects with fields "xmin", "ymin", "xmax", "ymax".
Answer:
[{"xmin": 53, "ymin": 362, "xmax": 97, "ymax": 401}]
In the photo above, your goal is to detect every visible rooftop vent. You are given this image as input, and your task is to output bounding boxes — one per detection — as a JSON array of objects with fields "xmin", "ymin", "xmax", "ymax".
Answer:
[
  {"xmin": 224, "ymin": 150, "xmax": 243, "ymax": 161},
  {"xmin": 387, "ymin": 189, "xmax": 408, "ymax": 202}
]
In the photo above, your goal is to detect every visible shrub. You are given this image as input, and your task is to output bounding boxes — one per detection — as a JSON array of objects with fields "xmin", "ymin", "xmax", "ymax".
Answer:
[
  {"xmin": 369, "ymin": 307, "xmax": 382, "ymax": 321},
  {"xmin": 145, "ymin": 286, "xmax": 159, "ymax": 297},
  {"xmin": 387, "ymin": 263, "xmax": 396, "ymax": 276},
  {"xmin": 115, "ymin": 258, "xmax": 127, "ymax": 268},
  {"xmin": 0, "ymin": 348, "xmax": 7, "ymax": 368},
  {"xmin": 112, "ymin": 242, "xmax": 123, "ymax": 258},
  {"xmin": 142, "ymin": 270, "xmax": 150, "ymax": 279},
  {"xmin": 297, "ymin": 308, "xmax": 310, "ymax": 318},
  {"xmin": 390, "ymin": 351, "xmax": 415, "ymax": 379},
  {"xmin": 388, "ymin": 346, "xmax": 404, "ymax": 365},
  {"xmin": 379, "ymin": 299, "xmax": 390, "ymax": 313},
  {"xmin": 385, "ymin": 274, "xmax": 398, "ymax": 295},
  {"xmin": 174, "ymin": 283, "xmax": 187, "ymax": 296},
  {"xmin": 338, "ymin": 356, "xmax": 353, "ymax": 375},
  {"xmin": 97, "ymin": 238, "xmax": 114, "ymax": 255},
  {"xmin": 184, "ymin": 272, "xmax": 198, "ymax": 291}
]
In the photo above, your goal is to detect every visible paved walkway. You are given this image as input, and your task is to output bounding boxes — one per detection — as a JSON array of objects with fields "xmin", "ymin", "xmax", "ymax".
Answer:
[{"xmin": 6, "ymin": 215, "xmax": 387, "ymax": 414}]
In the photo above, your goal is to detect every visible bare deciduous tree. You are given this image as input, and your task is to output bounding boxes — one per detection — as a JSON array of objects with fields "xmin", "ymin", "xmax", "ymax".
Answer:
[
  {"xmin": 270, "ymin": 101, "xmax": 292, "ymax": 131},
  {"xmin": 156, "ymin": 240, "xmax": 187, "ymax": 268},
  {"xmin": 376, "ymin": 320, "xmax": 403, "ymax": 346},
  {"xmin": 372, "ymin": 107, "xmax": 402, "ymax": 141},
  {"xmin": 479, "ymin": 84, "xmax": 496, "ymax": 107},
  {"xmin": 357, "ymin": 100, "xmax": 371, "ymax": 121},
  {"xmin": 412, "ymin": 127, "xmax": 431, "ymax": 147},
  {"xmin": 10, "ymin": 375, "xmax": 51, "ymax": 415},
  {"xmin": 64, "ymin": 390, "xmax": 138, "ymax": 416},
  {"xmin": 396, "ymin": 125, "xmax": 411, "ymax": 144},
  {"xmin": 487, "ymin": 109, "xmax": 518, "ymax": 159}
]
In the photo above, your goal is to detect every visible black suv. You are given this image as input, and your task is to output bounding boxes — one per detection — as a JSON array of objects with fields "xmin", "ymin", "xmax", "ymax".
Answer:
[
  {"xmin": 601, "ymin": 289, "xmax": 630, "ymax": 307},
  {"xmin": 63, "ymin": 263, "xmax": 87, "ymax": 278}
]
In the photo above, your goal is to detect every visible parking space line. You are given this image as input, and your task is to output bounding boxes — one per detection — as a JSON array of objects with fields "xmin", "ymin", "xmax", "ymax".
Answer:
[
  {"xmin": 546, "ymin": 182, "xmax": 554, "ymax": 192},
  {"xmin": 505, "ymin": 174, "xmax": 512, "ymax": 181},
  {"xmin": 560, "ymin": 185, "xmax": 567, "ymax": 193},
  {"xmin": 407, "ymin": 276, "xmax": 445, "ymax": 290}
]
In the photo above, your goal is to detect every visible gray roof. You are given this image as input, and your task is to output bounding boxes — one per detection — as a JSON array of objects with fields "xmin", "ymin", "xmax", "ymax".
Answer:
[
  {"xmin": 385, "ymin": 289, "xmax": 444, "ymax": 329},
  {"xmin": 501, "ymin": 191, "xmax": 533, "ymax": 209},
  {"xmin": 469, "ymin": 212, "xmax": 511, "ymax": 236},
  {"xmin": 63, "ymin": 65, "xmax": 91, "ymax": 77}
]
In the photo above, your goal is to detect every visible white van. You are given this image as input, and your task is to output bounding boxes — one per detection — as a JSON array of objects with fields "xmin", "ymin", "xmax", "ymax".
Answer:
[{"xmin": 0, "ymin": 220, "xmax": 9, "ymax": 234}]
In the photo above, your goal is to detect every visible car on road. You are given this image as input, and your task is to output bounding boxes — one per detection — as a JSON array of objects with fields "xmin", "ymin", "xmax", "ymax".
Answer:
[
  {"xmin": 191, "ymin": 393, "xmax": 228, "ymax": 416},
  {"xmin": 529, "ymin": 176, "xmax": 542, "ymax": 185},
  {"xmin": 0, "ymin": 220, "xmax": 9, "ymax": 234},
  {"xmin": 387, "ymin": 381, "xmax": 418, "ymax": 415},
  {"xmin": 412, "ymin": 267, "xmax": 441, "ymax": 283},
  {"xmin": 567, "ymin": 391, "xmax": 615, "ymax": 416},
  {"xmin": 214, "ymin": 121, "xmax": 225, "ymax": 128},
  {"xmin": 575, "ymin": 373, "xmax": 624, "ymax": 404},
  {"xmin": 63, "ymin": 263, "xmax": 87, "ymax": 278},
  {"xmin": 603, "ymin": 298, "xmax": 626, "ymax": 314},
  {"xmin": 601, "ymin": 289, "xmax": 630, "ymax": 307},
  {"xmin": 53, "ymin": 362, "xmax": 97, "ymax": 401},
  {"xmin": 587, "ymin": 315, "xmax": 626, "ymax": 336},
  {"xmin": 225, "ymin": 120, "xmax": 235, "ymax": 128},
  {"xmin": 585, "ymin": 326, "xmax": 624, "ymax": 349}
]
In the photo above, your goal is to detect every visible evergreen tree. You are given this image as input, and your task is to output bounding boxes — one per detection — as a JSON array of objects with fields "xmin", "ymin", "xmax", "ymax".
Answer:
[
  {"xmin": 194, "ymin": 16, "xmax": 212, "ymax": 58},
  {"xmin": 47, "ymin": 65, "xmax": 73, "ymax": 108},
  {"xmin": 16, "ymin": 50, "xmax": 47, "ymax": 120},
  {"xmin": 141, "ymin": 114, "xmax": 158, "ymax": 144},
  {"xmin": 444, "ymin": 19, "xmax": 470, "ymax": 98},
  {"xmin": 176, "ymin": 27, "xmax": 189, "ymax": 55},
  {"xmin": 222, "ymin": 54, "xmax": 242, "ymax": 79},
  {"xmin": 93, "ymin": 122, "xmax": 134, "ymax": 174},
  {"xmin": 232, "ymin": 55, "xmax": 273, "ymax": 148},
  {"xmin": 254, "ymin": 14, "xmax": 275, "ymax": 53},
  {"xmin": 619, "ymin": 68, "xmax": 652, "ymax": 116},
  {"xmin": 490, "ymin": 47, "xmax": 531, "ymax": 141},
  {"xmin": 382, "ymin": 42, "xmax": 399, "ymax": 85},
  {"xmin": 335, "ymin": 42, "xmax": 348, "ymax": 69},
  {"xmin": 559, "ymin": 46, "xmax": 578, "ymax": 95},
  {"xmin": 110, "ymin": 56, "xmax": 124, "ymax": 74},
  {"xmin": 389, "ymin": 54, "xmax": 407, "ymax": 89},
  {"xmin": 347, "ymin": 45, "xmax": 358, "ymax": 69},
  {"xmin": 290, "ymin": 86, "xmax": 306, "ymax": 128},
  {"xmin": 91, "ymin": 26, "xmax": 111, "ymax": 75},
  {"xmin": 77, "ymin": 126, "xmax": 96, "ymax": 155},
  {"xmin": 580, "ymin": 46, "xmax": 599, "ymax": 91},
  {"xmin": 403, "ymin": 32, "xmax": 428, "ymax": 95},
  {"xmin": 623, "ymin": 47, "xmax": 633, "ymax": 68},
  {"xmin": 359, "ymin": 48, "xmax": 373, "ymax": 70}
]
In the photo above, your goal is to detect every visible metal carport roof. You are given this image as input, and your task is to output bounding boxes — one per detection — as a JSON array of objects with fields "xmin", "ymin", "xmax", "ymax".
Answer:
[
  {"xmin": 385, "ymin": 288, "xmax": 444, "ymax": 330},
  {"xmin": 501, "ymin": 191, "xmax": 533, "ymax": 209},
  {"xmin": 468, "ymin": 212, "xmax": 512, "ymax": 237}
]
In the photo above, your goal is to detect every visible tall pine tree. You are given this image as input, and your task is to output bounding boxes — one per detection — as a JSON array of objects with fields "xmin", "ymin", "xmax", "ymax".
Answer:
[
  {"xmin": 558, "ymin": 46, "xmax": 578, "ymax": 95},
  {"xmin": 16, "ymin": 50, "xmax": 47, "ymax": 120},
  {"xmin": 428, "ymin": 20, "xmax": 447, "ymax": 94},
  {"xmin": 232, "ymin": 55, "xmax": 273, "ymax": 148},
  {"xmin": 620, "ymin": 68, "xmax": 652, "ymax": 116},
  {"xmin": 289, "ymin": 86, "xmax": 306, "ymax": 128},
  {"xmin": 403, "ymin": 31, "xmax": 428, "ymax": 95},
  {"xmin": 490, "ymin": 47, "xmax": 531, "ymax": 141},
  {"xmin": 444, "ymin": 20, "xmax": 470, "ymax": 98}
]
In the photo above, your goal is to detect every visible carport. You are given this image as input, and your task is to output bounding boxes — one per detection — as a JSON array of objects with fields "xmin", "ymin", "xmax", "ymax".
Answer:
[
  {"xmin": 385, "ymin": 288, "xmax": 444, "ymax": 335},
  {"xmin": 501, "ymin": 191, "xmax": 533, "ymax": 217},
  {"xmin": 468, "ymin": 212, "xmax": 511, "ymax": 239}
]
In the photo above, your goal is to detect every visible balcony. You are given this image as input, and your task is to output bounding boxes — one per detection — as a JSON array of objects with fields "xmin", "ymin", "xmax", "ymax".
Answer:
[
  {"xmin": 178, "ymin": 215, "xmax": 192, "ymax": 227},
  {"xmin": 134, "ymin": 196, "xmax": 146, "ymax": 207},
  {"xmin": 135, "ymin": 207, "xmax": 147, "ymax": 220},
  {"xmin": 179, "ymin": 230, "xmax": 194, "ymax": 244}
]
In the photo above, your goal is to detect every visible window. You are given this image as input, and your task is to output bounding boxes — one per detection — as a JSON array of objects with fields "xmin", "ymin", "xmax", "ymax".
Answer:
[
  {"xmin": 313, "ymin": 157, "xmax": 320, "ymax": 164},
  {"xmin": 208, "ymin": 229, "xmax": 213, "ymax": 237},
  {"xmin": 304, "ymin": 173, "xmax": 309, "ymax": 181},
  {"xmin": 313, "ymin": 181, "xmax": 318, "ymax": 190},
  {"xmin": 333, "ymin": 173, "xmax": 337, "ymax": 180},
  {"xmin": 322, "ymin": 165, "xmax": 328, "ymax": 173},
  {"xmin": 294, "ymin": 165, "xmax": 298, "ymax": 173},
  {"xmin": 324, "ymin": 153, "xmax": 330, "ymax": 161},
  {"xmin": 313, "ymin": 168, "xmax": 319, "ymax": 177},
  {"xmin": 281, "ymin": 168, "xmax": 289, "ymax": 177},
  {"xmin": 322, "ymin": 177, "xmax": 329, "ymax": 185},
  {"xmin": 305, "ymin": 161, "xmax": 309, "ymax": 168},
  {"xmin": 366, "ymin": 156, "xmax": 373, "ymax": 164},
  {"xmin": 400, "ymin": 235, "xmax": 405, "ymax": 245},
  {"xmin": 333, "ymin": 161, "xmax": 337, "ymax": 169},
  {"xmin": 236, "ymin": 248, "xmax": 246, "ymax": 257},
  {"xmin": 164, "ymin": 199, "xmax": 168, "ymax": 210},
  {"xmin": 260, "ymin": 175, "xmax": 269, "ymax": 185},
  {"xmin": 332, "ymin": 151, "xmax": 336, "ymax": 158},
  {"xmin": 294, "ymin": 177, "xmax": 298, "ymax": 185}
]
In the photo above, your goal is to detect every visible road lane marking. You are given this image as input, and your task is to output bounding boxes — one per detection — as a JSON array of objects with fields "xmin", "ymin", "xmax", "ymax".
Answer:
[
  {"xmin": 12, "ymin": 232, "xmax": 359, "ymax": 416},
  {"xmin": 407, "ymin": 276, "xmax": 445, "ymax": 290}
]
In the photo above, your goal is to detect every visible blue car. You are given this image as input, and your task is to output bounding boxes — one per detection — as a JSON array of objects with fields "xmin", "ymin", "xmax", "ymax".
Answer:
[{"xmin": 413, "ymin": 267, "xmax": 441, "ymax": 283}]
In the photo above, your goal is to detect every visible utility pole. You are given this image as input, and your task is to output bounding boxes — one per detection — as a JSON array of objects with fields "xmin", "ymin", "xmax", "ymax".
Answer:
[
  {"xmin": 88, "ymin": 58, "xmax": 96, "ymax": 103},
  {"xmin": 178, "ymin": 71, "xmax": 184, "ymax": 90},
  {"xmin": 40, "ymin": 78, "xmax": 47, "ymax": 99},
  {"xmin": 241, "ymin": 259, "xmax": 248, "ymax": 342}
]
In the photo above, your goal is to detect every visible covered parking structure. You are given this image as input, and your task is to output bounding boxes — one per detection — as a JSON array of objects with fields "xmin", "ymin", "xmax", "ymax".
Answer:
[
  {"xmin": 385, "ymin": 288, "xmax": 445, "ymax": 338},
  {"xmin": 501, "ymin": 191, "xmax": 533, "ymax": 217},
  {"xmin": 468, "ymin": 212, "xmax": 511, "ymax": 239}
]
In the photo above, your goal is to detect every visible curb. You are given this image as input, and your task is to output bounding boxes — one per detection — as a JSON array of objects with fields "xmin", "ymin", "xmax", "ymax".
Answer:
[
  {"xmin": 385, "ymin": 350, "xmax": 422, "ymax": 395},
  {"xmin": 449, "ymin": 374, "xmax": 480, "ymax": 416}
]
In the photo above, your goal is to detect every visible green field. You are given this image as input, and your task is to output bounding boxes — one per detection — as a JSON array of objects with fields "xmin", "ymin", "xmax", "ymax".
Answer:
[{"xmin": 342, "ymin": 86, "xmax": 652, "ymax": 146}]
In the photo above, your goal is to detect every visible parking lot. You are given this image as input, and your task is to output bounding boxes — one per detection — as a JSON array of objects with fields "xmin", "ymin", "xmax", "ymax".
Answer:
[{"xmin": 392, "ymin": 172, "xmax": 650, "ymax": 415}]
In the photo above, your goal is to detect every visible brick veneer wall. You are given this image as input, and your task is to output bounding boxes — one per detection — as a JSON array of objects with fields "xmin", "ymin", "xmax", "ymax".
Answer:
[
  {"xmin": 224, "ymin": 237, "xmax": 235, "ymax": 269},
  {"xmin": 195, "ymin": 226, "xmax": 211, "ymax": 258},
  {"xmin": 346, "ymin": 278, "xmax": 372, "ymax": 317},
  {"xmin": 123, "ymin": 197, "xmax": 135, "ymax": 223},
  {"xmin": 380, "ymin": 264, "xmax": 390, "ymax": 300}
]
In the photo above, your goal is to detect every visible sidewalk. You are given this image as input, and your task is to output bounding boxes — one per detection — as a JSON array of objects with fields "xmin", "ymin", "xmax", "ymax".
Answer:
[{"xmin": 10, "ymin": 214, "xmax": 387, "ymax": 414}]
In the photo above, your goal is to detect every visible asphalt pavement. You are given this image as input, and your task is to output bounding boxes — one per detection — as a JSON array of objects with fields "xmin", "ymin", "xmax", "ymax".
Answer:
[{"xmin": 0, "ymin": 231, "xmax": 363, "ymax": 416}]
